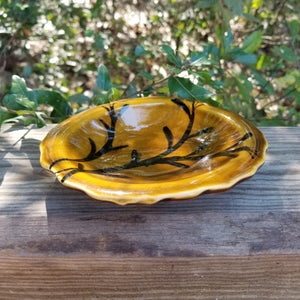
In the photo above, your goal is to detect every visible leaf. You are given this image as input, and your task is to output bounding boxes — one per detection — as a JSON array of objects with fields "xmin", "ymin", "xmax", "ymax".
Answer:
[
  {"xmin": 93, "ymin": 90, "xmax": 110, "ymax": 105},
  {"xmin": 3, "ymin": 94, "xmax": 36, "ymax": 111},
  {"xmin": 108, "ymin": 87, "xmax": 121, "ymax": 101},
  {"xmin": 256, "ymin": 54, "xmax": 265, "ymax": 69},
  {"xmin": 189, "ymin": 51, "xmax": 211, "ymax": 66},
  {"xmin": 242, "ymin": 13, "xmax": 259, "ymax": 23},
  {"xmin": 260, "ymin": 118, "xmax": 286, "ymax": 126},
  {"xmin": 203, "ymin": 44, "xmax": 220, "ymax": 61},
  {"xmin": 225, "ymin": 30, "xmax": 233, "ymax": 52},
  {"xmin": 139, "ymin": 70, "xmax": 154, "ymax": 80},
  {"xmin": 228, "ymin": 47, "xmax": 245, "ymax": 58},
  {"xmin": 29, "ymin": 90, "xmax": 71, "ymax": 119},
  {"xmin": 125, "ymin": 84, "xmax": 138, "ymax": 98},
  {"xmin": 224, "ymin": 0, "xmax": 243, "ymax": 15},
  {"xmin": 143, "ymin": 87, "xmax": 155, "ymax": 97},
  {"xmin": 3, "ymin": 114, "xmax": 36, "ymax": 126},
  {"xmin": 160, "ymin": 45, "xmax": 181, "ymax": 67},
  {"xmin": 10, "ymin": 75, "xmax": 29, "ymax": 97},
  {"xmin": 0, "ymin": 106, "xmax": 17, "ymax": 128},
  {"xmin": 23, "ymin": 65, "xmax": 32, "ymax": 78},
  {"xmin": 34, "ymin": 112, "xmax": 47, "ymax": 128},
  {"xmin": 293, "ymin": 90, "xmax": 300, "ymax": 106},
  {"xmin": 289, "ymin": 20, "xmax": 299, "ymax": 42},
  {"xmin": 234, "ymin": 54, "xmax": 257, "ymax": 65},
  {"xmin": 167, "ymin": 65, "xmax": 183, "ymax": 75},
  {"xmin": 242, "ymin": 30, "xmax": 262, "ymax": 54},
  {"xmin": 168, "ymin": 77, "xmax": 213, "ymax": 101},
  {"xmin": 96, "ymin": 64, "xmax": 113, "ymax": 91},
  {"xmin": 235, "ymin": 77, "xmax": 252, "ymax": 103},
  {"xmin": 208, "ymin": 80, "xmax": 225, "ymax": 91},
  {"xmin": 67, "ymin": 93, "xmax": 90, "ymax": 105},
  {"xmin": 196, "ymin": 0, "xmax": 219, "ymax": 8},
  {"xmin": 252, "ymin": 0, "xmax": 263, "ymax": 9},
  {"xmin": 189, "ymin": 70, "xmax": 212, "ymax": 83},
  {"xmin": 274, "ymin": 46, "xmax": 298, "ymax": 63},
  {"xmin": 93, "ymin": 34, "xmax": 104, "ymax": 50},
  {"xmin": 134, "ymin": 45, "xmax": 145, "ymax": 56},
  {"xmin": 251, "ymin": 70, "xmax": 275, "ymax": 94}
]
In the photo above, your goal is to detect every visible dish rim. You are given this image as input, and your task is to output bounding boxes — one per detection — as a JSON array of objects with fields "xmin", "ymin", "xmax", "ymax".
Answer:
[{"xmin": 40, "ymin": 96, "xmax": 268, "ymax": 205}]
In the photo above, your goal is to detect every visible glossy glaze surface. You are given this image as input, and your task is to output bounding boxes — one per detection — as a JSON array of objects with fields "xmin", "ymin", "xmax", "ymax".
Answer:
[{"xmin": 40, "ymin": 97, "xmax": 268, "ymax": 205}]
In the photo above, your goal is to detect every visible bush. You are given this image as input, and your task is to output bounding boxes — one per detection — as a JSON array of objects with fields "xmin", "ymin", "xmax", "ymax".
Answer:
[{"xmin": 1, "ymin": 0, "xmax": 300, "ymax": 128}]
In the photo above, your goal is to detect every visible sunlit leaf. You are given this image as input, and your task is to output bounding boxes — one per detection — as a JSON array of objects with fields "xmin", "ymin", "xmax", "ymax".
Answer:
[
  {"xmin": 30, "ymin": 90, "xmax": 71, "ymax": 119},
  {"xmin": 0, "ymin": 106, "xmax": 17, "ymax": 128},
  {"xmin": 188, "ymin": 70, "xmax": 212, "ymax": 83},
  {"xmin": 160, "ymin": 45, "xmax": 181, "ymax": 67},
  {"xmin": 10, "ymin": 75, "xmax": 28, "ymax": 97},
  {"xmin": 108, "ymin": 87, "xmax": 121, "ymax": 101},
  {"xmin": 3, "ymin": 114, "xmax": 36, "ymax": 126},
  {"xmin": 35, "ymin": 111, "xmax": 47, "ymax": 128},
  {"xmin": 168, "ymin": 76, "xmax": 213, "ymax": 100},
  {"xmin": 3, "ymin": 94, "xmax": 36, "ymax": 111},
  {"xmin": 252, "ymin": 0, "xmax": 264, "ymax": 9},
  {"xmin": 242, "ymin": 30, "xmax": 262, "ymax": 54},
  {"xmin": 190, "ymin": 51, "xmax": 211, "ymax": 66}
]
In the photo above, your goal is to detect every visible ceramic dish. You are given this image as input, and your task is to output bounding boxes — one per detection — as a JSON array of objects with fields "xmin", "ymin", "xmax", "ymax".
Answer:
[{"xmin": 40, "ymin": 97, "xmax": 268, "ymax": 205}]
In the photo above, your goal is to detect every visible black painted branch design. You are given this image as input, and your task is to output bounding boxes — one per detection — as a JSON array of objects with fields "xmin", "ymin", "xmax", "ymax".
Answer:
[
  {"xmin": 51, "ymin": 99, "xmax": 257, "ymax": 183},
  {"xmin": 49, "ymin": 103, "xmax": 129, "ymax": 170}
]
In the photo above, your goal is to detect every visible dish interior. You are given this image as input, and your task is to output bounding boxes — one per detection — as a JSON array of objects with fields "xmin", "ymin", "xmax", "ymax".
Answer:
[{"xmin": 45, "ymin": 98, "xmax": 258, "ymax": 183}]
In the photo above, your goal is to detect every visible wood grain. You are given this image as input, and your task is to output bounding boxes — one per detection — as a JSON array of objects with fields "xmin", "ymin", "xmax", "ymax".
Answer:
[
  {"xmin": 1, "ymin": 125, "xmax": 300, "ymax": 298},
  {"xmin": 0, "ymin": 255, "xmax": 300, "ymax": 299}
]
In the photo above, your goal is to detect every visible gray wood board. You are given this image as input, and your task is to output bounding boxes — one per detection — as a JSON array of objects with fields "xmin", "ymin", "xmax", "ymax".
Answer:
[{"xmin": 1, "ymin": 125, "xmax": 300, "ymax": 257}]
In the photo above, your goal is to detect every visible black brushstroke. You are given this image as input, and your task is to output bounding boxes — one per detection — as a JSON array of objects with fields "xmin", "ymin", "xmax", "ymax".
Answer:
[
  {"xmin": 49, "ymin": 104, "xmax": 129, "ymax": 170},
  {"xmin": 171, "ymin": 98, "xmax": 190, "ymax": 116},
  {"xmin": 163, "ymin": 126, "xmax": 173, "ymax": 150},
  {"xmin": 131, "ymin": 150, "xmax": 140, "ymax": 163}
]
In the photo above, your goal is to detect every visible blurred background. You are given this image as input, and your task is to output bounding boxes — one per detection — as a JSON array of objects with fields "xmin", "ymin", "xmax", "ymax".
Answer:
[{"xmin": 1, "ymin": 0, "xmax": 300, "ymax": 126}]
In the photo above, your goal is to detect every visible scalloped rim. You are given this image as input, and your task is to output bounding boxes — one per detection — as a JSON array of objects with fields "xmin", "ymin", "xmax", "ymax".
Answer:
[{"xmin": 40, "ymin": 97, "xmax": 268, "ymax": 205}]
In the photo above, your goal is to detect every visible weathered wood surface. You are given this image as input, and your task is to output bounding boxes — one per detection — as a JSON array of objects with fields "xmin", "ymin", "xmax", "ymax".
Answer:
[{"xmin": 1, "ymin": 125, "xmax": 300, "ymax": 299}]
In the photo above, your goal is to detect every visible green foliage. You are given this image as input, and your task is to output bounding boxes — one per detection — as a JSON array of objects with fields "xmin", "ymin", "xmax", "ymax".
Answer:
[
  {"xmin": 1, "ymin": 75, "xmax": 72, "ymax": 127},
  {"xmin": 1, "ymin": 0, "xmax": 300, "ymax": 128}
]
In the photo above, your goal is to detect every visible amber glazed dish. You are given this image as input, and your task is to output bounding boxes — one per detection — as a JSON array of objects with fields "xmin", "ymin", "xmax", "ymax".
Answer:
[{"xmin": 40, "ymin": 97, "xmax": 268, "ymax": 205}]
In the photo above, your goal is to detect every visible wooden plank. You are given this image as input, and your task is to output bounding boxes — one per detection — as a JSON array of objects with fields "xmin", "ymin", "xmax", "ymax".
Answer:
[
  {"xmin": 1, "ymin": 125, "xmax": 300, "ymax": 298},
  {"xmin": 0, "ymin": 125, "xmax": 300, "ymax": 257},
  {"xmin": 0, "ymin": 255, "xmax": 300, "ymax": 299}
]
